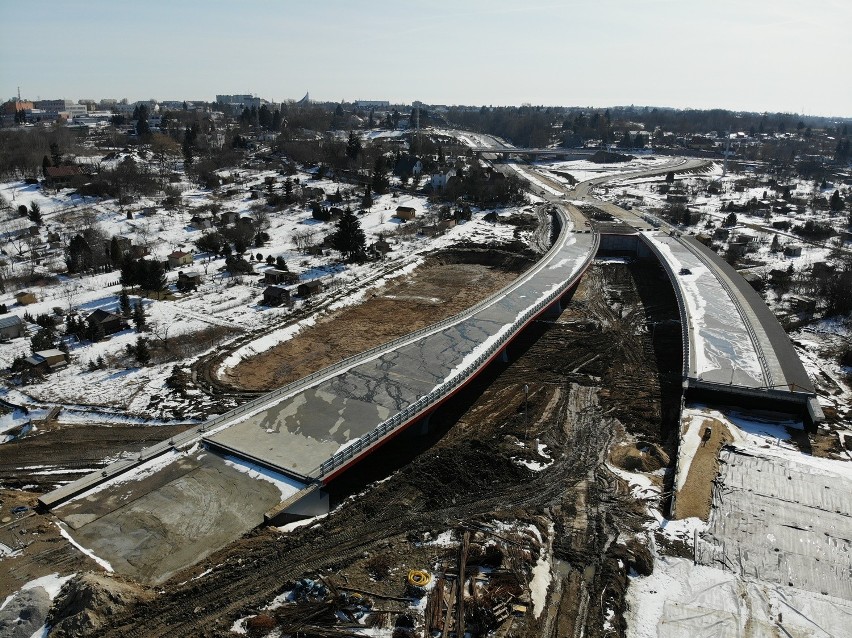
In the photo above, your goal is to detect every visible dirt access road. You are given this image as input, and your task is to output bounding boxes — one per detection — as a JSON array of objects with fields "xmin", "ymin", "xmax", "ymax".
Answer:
[{"xmin": 89, "ymin": 260, "xmax": 683, "ymax": 638}]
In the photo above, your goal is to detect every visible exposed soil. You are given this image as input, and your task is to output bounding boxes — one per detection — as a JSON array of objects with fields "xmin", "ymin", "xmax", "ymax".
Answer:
[
  {"xmin": 674, "ymin": 418, "xmax": 733, "ymax": 520},
  {"xmin": 0, "ymin": 423, "xmax": 195, "ymax": 493},
  {"xmin": 83, "ymin": 259, "xmax": 683, "ymax": 638},
  {"xmin": 223, "ymin": 248, "xmax": 534, "ymax": 391}
]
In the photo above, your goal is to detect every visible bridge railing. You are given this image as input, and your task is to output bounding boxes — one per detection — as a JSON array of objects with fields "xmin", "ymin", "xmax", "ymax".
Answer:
[
  {"xmin": 678, "ymin": 238, "xmax": 773, "ymax": 388},
  {"xmin": 314, "ymin": 219, "xmax": 600, "ymax": 479}
]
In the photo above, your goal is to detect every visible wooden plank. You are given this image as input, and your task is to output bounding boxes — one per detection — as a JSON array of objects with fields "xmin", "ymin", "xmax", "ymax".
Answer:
[{"xmin": 456, "ymin": 531, "xmax": 470, "ymax": 638}]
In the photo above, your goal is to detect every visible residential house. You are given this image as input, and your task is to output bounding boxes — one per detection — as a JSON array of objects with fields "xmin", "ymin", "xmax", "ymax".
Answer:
[
  {"xmin": 264, "ymin": 269, "xmax": 299, "ymax": 285},
  {"xmin": 219, "ymin": 211, "xmax": 240, "ymax": 225},
  {"xmin": 372, "ymin": 238, "xmax": 392, "ymax": 255},
  {"xmin": 297, "ymin": 280, "xmax": 323, "ymax": 297},
  {"xmin": 430, "ymin": 169, "xmax": 456, "ymax": 190},
  {"xmin": 190, "ymin": 213, "xmax": 214, "ymax": 230},
  {"xmin": 395, "ymin": 206, "xmax": 417, "ymax": 221},
  {"xmin": 783, "ymin": 245, "xmax": 803, "ymax": 258},
  {"xmin": 167, "ymin": 250, "xmax": 193, "ymax": 269},
  {"xmin": 24, "ymin": 349, "xmax": 68, "ymax": 373},
  {"xmin": 438, "ymin": 219, "xmax": 457, "ymax": 231},
  {"xmin": 85, "ymin": 309, "xmax": 128, "ymax": 335},
  {"xmin": 0, "ymin": 314, "xmax": 25, "ymax": 340},
  {"xmin": 262, "ymin": 285, "xmax": 291, "ymax": 306},
  {"xmin": 15, "ymin": 291, "xmax": 37, "ymax": 306},
  {"xmin": 44, "ymin": 165, "xmax": 82, "ymax": 187},
  {"xmin": 177, "ymin": 271, "xmax": 203, "ymax": 291},
  {"xmin": 394, "ymin": 155, "xmax": 423, "ymax": 177}
]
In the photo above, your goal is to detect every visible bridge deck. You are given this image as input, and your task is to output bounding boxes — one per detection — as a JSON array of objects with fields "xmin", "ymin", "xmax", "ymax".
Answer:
[
  {"xmin": 205, "ymin": 213, "xmax": 596, "ymax": 481},
  {"xmin": 643, "ymin": 231, "xmax": 814, "ymax": 394}
]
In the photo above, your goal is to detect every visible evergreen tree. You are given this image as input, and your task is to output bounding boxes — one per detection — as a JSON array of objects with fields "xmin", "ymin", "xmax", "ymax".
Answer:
[
  {"xmin": 119, "ymin": 289, "xmax": 131, "ymax": 317},
  {"xmin": 332, "ymin": 208, "xmax": 367, "ymax": 262},
  {"xmin": 120, "ymin": 255, "xmax": 139, "ymax": 289},
  {"xmin": 49, "ymin": 142, "xmax": 62, "ymax": 167},
  {"xmin": 133, "ymin": 300, "xmax": 146, "ymax": 333},
  {"xmin": 31, "ymin": 327, "xmax": 56, "ymax": 353},
  {"xmin": 362, "ymin": 184, "xmax": 373, "ymax": 209},
  {"xmin": 371, "ymin": 156, "xmax": 390, "ymax": 194},
  {"xmin": 110, "ymin": 236, "xmax": 123, "ymax": 264},
  {"xmin": 829, "ymin": 189, "xmax": 843, "ymax": 212},
  {"xmin": 42, "ymin": 155, "xmax": 51, "ymax": 177},
  {"xmin": 134, "ymin": 337, "xmax": 151, "ymax": 365},
  {"xmin": 770, "ymin": 234, "xmax": 781, "ymax": 252},
  {"xmin": 346, "ymin": 132, "xmax": 362, "ymax": 162},
  {"xmin": 275, "ymin": 256, "xmax": 288, "ymax": 270},
  {"xmin": 142, "ymin": 260, "xmax": 166, "ymax": 296},
  {"xmin": 28, "ymin": 202, "xmax": 42, "ymax": 226}
]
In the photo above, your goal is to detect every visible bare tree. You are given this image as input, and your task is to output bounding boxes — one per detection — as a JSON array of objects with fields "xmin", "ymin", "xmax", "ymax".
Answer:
[
  {"xmin": 60, "ymin": 281, "xmax": 81, "ymax": 313},
  {"xmin": 292, "ymin": 229, "xmax": 318, "ymax": 252}
]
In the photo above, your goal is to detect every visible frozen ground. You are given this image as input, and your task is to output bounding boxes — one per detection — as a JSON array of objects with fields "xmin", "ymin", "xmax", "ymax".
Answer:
[{"xmin": 628, "ymin": 404, "xmax": 852, "ymax": 637}]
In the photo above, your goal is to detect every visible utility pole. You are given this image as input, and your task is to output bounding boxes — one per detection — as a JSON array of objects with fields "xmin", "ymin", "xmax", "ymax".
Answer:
[
  {"xmin": 413, "ymin": 100, "xmax": 421, "ymax": 153},
  {"xmin": 523, "ymin": 384, "xmax": 529, "ymax": 441}
]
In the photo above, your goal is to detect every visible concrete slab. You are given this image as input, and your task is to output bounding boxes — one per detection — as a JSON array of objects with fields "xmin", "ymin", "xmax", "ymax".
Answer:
[{"xmin": 54, "ymin": 451, "xmax": 305, "ymax": 584}]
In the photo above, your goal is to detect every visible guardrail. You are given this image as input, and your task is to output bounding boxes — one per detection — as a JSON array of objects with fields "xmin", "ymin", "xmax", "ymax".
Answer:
[
  {"xmin": 314, "ymin": 211, "xmax": 599, "ymax": 479},
  {"xmin": 678, "ymin": 238, "xmax": 773, "ymax": 388}
]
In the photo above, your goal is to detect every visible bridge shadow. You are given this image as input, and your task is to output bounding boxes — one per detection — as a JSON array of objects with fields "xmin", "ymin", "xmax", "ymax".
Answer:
[{"xmin": 324, "ymin": 320, "xmax": 554, "ymax": 507}]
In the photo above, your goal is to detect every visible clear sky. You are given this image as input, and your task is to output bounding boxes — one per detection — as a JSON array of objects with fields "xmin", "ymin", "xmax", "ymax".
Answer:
[{"xmin": 2, "ymin": 0, "xmax": 850, "ymax": 116}]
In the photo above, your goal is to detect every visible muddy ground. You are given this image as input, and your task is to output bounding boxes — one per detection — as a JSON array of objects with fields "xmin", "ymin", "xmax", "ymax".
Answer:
[{"xmin": 82, "ymin": 260, "xmax": 685, "ymax": 638}]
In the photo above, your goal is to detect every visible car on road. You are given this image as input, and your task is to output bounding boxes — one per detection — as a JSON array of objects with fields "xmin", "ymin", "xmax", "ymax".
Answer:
[{"xmin": 679, "ymin": 268, "xmax": 692, "ymax": 275}]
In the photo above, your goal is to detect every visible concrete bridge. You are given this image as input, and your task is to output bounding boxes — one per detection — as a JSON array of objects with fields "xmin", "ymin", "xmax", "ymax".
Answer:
[
  {"xmin": 470, "ymin": 146, "xmax": 598, "ymax": 160},
  {"xmin": 41, "ymin": 202, "xmax": 597, "ymax": 513}
]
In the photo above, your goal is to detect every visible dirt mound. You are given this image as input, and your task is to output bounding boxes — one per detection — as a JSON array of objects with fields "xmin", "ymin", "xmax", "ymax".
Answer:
[
  {"xmin": 588, "ymin": 150, "xmax": 634, "ymax": 164},
  {"xmin": 610, "ymin": 441, "xmax": 670, "ymax": 473},
  {"xmin": 46, "ymin": 572, "xmax": 155, "ymax": 637},
  {"xmin": 428, "ymin": 244, "xmax": 536, "ymax": 271},
  {"xmin": 0, "ymin": 587, "xmax": 52, "ymax": 638}
]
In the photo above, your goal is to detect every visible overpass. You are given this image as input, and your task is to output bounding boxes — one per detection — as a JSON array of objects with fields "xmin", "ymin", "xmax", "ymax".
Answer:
[
  {"xmin": 41, "ymin": 202, "xmax": 598, "ymax": 516},
  {"xmin": 470, "ymin": 146, "xmax": 597, "ymax": 160},
  {"xmin": 641, "ymin": 230, "xmax": 823, "ymax": 424}
]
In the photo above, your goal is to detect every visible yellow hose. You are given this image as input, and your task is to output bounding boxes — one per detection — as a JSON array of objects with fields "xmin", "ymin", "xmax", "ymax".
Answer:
[{"xmin": 407, "ymin": 569, "xmax": 431, "ymax": 587}]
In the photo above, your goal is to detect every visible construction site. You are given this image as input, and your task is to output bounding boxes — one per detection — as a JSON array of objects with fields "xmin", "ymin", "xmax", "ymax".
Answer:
[
  {"xmin": 1, "ymin": 242, "xmax": 690, "ymax": 637},
  {"xmin": 2, "ymin": 144, "xmax": 849, "ymax": 637}
]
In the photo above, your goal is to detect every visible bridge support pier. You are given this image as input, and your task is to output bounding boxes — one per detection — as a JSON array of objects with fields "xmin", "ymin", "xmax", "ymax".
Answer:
[
  {"xmin": 541, "ymin": 298, "xmax": 562, "ymax": 319},
  {"xmin": 499, "ymin": 347, "xmax": 510, "ymax": 363},
  {"xmin": 265, "ymin": 485, "xmax": 329, "ymax": 526},
  {"xmin": 415, "ymin": 413, "xmax": 432, "ymax": 435}
]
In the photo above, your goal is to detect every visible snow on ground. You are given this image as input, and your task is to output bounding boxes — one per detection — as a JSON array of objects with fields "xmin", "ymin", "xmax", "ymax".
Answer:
[
  {"xmin": 0, "ymin": 158, "xmax": 529, "ymax": 426},
  {"xmin": 627, "ymin": 555, "xmax": 852, "ymax": 638},
  {"xmin": 57, "ymin": 523, "xmax": 113, "ymax": 572},
  {"xmin": 628, "ymin": 402, "xmax": 852, "ymax": 637},
  {"xmin": 529, "ymin": 521, "xmax": 554, "ymax": 618},
  {"xmin": 222, "ymin": 455, "xmax": 305, "ymax": 500},
  {"xmin": 0, "ymin": 572, "xmax": 75, "ymax": 613}
]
